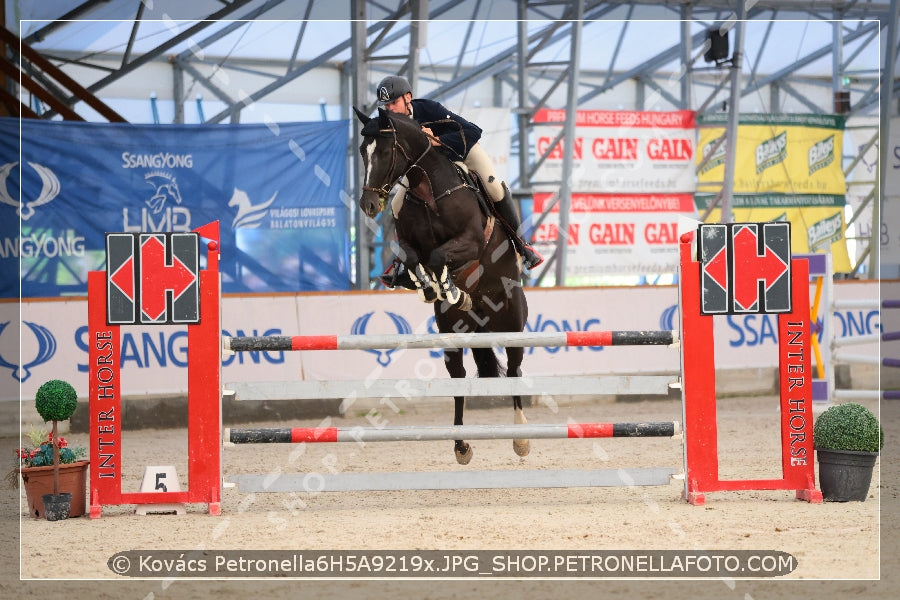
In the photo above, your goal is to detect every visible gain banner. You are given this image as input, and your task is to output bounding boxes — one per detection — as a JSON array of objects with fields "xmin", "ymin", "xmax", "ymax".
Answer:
[
  {"xmin": 529, "ymin": 110, "xmax": 698, "ymax": 277},
  {"xmin": 0, "ymin": 118, "xmax": 350, "ymax": 298},
  {"xmin": 531, "ymin": 192, "xmax": 697, "ymax": 276},
  {"xmin": 532, "ymin": 109, "xmax": 697, "ymax": 192}
]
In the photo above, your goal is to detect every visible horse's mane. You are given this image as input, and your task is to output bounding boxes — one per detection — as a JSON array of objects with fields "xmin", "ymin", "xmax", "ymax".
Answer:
[{"xmin": 360, "ymin": 109, "xmax": 429, "ymax": 146}]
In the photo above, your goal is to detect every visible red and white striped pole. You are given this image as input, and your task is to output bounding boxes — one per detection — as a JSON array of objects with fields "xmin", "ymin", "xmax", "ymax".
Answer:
[
  {"xmin": 226, "ymin": 422, "xmax": 681, "ymax": 444},
  {"xmin": 224, "ymin": 330, "xmax": 676, "ymax": 352}
]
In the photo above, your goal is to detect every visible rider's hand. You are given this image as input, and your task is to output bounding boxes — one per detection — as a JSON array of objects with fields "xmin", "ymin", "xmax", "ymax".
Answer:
[{"xmin": 422, "ymin": 126, "xmax": 441, "ymax": 146}]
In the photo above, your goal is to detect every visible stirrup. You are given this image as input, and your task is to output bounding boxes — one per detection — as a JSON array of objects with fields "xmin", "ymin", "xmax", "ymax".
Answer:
[
  {"xmin": 379, "ymin": 261, "xmax": 401, "ymax": 288},
  {"xmin": 522, "ymin": 245, "xmax": 544, "ymax": 270},
  {"xmin": 381, "ymin": 261, "xmax": 418, "ymax": 291}
]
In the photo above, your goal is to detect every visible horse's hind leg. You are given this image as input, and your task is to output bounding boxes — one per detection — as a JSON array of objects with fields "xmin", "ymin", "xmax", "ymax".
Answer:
[
  {"xmin": 506, "ymin": 346, "xmax": 530, "ymax": 457},
  {"xmin": 445, "ymin": 348, "xmax": 473, "ymax": 464}
]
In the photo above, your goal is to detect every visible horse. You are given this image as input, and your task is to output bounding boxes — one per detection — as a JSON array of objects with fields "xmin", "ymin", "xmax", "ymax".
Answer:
[{"xmin": 355, "ymin": 107, "xmax": 530, "ymax": 465}]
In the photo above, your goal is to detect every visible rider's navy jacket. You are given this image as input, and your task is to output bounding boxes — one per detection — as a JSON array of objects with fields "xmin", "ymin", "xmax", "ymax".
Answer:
[{"xmin": 410, "ymin": 98, "xmax": 482, "ymax": 161}]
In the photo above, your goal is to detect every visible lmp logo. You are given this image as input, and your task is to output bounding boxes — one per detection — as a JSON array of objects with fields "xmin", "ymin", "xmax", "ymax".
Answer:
[
  {"xmin": 229, "ymin": 187, "xmax": 276, "ymax": 229},
  {"xmin": 0, "ymin": 321, "xmax": 57, "ymax": 382},
  {"xmin": 0, "ymin": 161, "xmax": 61, "ymax": 220},
  {"xmin": 351, "ymin": 311, "xmax": 411, "ymax": 367},
  {"xmin": 144, "ymin": 171, "xmax": 183, "ymax": 214}
]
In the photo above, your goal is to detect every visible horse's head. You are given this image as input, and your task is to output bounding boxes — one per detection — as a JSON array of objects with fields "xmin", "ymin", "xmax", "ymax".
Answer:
[{"xmin": 354, "ymin": 107, "xmax": 429, "ymax": 219}]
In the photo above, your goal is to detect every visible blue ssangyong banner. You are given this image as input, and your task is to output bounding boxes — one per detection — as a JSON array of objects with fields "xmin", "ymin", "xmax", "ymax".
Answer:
[{"xmin": 0, "ymin": 118, "xmax": 350, "ymax": 298}]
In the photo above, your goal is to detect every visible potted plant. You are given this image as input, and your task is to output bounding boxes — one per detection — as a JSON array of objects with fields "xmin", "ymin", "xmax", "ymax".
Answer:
[
  {"xmin": 7, "ymin": 380, "xmax": 86, "ymax": 519},
  {"xmin": 813, "ymin": 402, "xmax": 883, "ymax": 502}
]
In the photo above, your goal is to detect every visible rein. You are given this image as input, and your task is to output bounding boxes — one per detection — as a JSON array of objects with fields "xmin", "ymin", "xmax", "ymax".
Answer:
[{"xmin": 361, "ymin": 125, "xmax": 433, "ymax": 211}]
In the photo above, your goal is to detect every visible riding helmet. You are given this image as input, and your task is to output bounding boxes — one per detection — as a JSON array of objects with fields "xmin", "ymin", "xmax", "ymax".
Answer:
[{"xmin": 376, "ymin": 76, "xmax": 412, "ymax": 105}]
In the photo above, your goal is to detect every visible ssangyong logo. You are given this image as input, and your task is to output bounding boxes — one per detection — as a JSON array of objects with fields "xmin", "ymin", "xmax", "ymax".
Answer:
[
  {"xmin": 659, "ymin": 304, "xmax": 679, "ymax": 333},
  {"xmin": 351, "ymin": 311, "xmax": 411, "ymax": 367},
  {"xmin": 0, "ymin": 161, "xmax": 61, "ymax": 220},
  {"xmin": 0, "ymin": 321, "xmax": 57, "ymax": 382}
]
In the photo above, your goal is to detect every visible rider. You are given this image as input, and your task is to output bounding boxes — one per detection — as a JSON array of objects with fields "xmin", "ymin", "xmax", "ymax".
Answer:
[{"xmin": 374, "ymin": 75, "xmax": 544, "ymax": 287}]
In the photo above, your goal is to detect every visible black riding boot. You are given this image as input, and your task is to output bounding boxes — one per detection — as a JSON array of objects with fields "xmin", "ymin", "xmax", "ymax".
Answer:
[
  {"xmin": 379, "ymin": 259, "xmax": 416, "ymax": 290},
  {"xmin": 493, "ymin": 188, "xmax": 544, "ymax": 270}
]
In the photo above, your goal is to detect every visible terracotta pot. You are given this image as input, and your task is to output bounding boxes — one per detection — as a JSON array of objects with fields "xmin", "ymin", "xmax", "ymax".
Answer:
[{"xmin": 19, "ymin": 461, "xmax": 89, "ymax": 519}]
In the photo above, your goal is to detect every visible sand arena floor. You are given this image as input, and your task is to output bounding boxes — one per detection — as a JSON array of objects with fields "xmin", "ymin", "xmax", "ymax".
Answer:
[{"xmin": 2, "ymin": 394, "xmax": 897, "ymax": 599}]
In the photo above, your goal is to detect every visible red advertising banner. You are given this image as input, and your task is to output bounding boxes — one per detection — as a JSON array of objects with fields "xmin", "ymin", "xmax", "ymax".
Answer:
[
  {"xmin": 530, "ymin": 110, "xmax": 698, "ymax": 277},
  {"xmin": 531, "ymin": 193, "xmax": 697, "ymax": 276},
  {"xmin": 532, "ymin": 109, "xmax": 697, "ymax": 193}
]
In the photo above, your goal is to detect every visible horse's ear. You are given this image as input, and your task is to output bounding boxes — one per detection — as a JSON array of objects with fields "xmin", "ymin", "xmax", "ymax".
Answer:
[
  {"xmin": 353, "ymin": 106, "xmax": 371, "ymax": 125},
  {"xmin": 377, "ymin": 107, "xmax": 393, "ymax": 129}
]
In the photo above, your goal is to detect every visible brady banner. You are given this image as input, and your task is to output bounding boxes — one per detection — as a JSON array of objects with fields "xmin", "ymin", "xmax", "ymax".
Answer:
[
  {"xmin": 0, "ymin": 118, "xmax": 350, "ymax": 298},
  {"xmin": 531, "ymin": 109, "xmax": 697, "ymax": 193},
  {"xmin": 530, "ymin": 192, "xmax": 697, "ymax": 276}
]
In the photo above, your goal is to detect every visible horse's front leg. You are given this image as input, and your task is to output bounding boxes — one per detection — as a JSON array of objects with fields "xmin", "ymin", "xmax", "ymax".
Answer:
[
  {"xmin": 428, "ymin": 236, "xmax": 480, "ymax": 310},
  {"xmin": 444, "ymin": 347, "xmax": 473, "ymax": 465},
  {"xmin": 408, "ymin": 264, "xmax": 440, "ymax": 303},
  {"xmin": 397, "ymin": 240, "xmax": 441, "ymax": 303},
  {"xmin": 506, "ymin": 346, "xmax": 530, "ymax": 457}
]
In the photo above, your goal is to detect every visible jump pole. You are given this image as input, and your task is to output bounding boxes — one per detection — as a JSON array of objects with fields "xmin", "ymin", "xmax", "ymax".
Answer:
[
  {"xmin": 226, "ymin": 421, "xmax": 681, "ymax": 444},
  {"xmin": 224, "ymin": 330, "xmax": 675, "ymax": 352}
]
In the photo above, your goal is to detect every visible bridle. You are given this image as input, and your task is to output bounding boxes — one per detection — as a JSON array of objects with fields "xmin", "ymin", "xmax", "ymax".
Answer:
[{"xmin": 361, "ymin": 122, "xmax": 432, "ymax": 212}]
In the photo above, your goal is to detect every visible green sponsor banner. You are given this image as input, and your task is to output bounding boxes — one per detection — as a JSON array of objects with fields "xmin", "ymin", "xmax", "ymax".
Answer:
[
  {"xmin": 694, "ymin": 194, "xmax": 846, "ymax": 210},
  {"xmin": 696, "ymin": 113, "xmax": 846, "ymax": 129},
  {"xmin": 694, "ymin": 194, "xmax": 850, "ymax": 272}
]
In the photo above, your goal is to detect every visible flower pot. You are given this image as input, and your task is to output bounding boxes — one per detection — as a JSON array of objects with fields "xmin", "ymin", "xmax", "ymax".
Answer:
[
  {"xmin": 41, "ymin": 492, "xmax": 72, "ymax": 521},
  {"xmin": 816, "ymin": 449, "xmax": 878, "ymax": 502},
  {"xmin": 19, "ymin": 460, "xmax": 89, "ymax": 518}
]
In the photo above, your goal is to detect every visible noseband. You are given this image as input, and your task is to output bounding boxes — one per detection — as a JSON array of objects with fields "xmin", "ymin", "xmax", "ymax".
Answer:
[{"xmin": 361, "ymin": 124, "xmax": 432, "ymax": 211}]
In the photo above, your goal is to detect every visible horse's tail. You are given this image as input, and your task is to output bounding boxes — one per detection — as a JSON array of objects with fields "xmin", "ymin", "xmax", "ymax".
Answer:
[{"xmin": 472, "ymin": 347, "xmax": 506, "ymax": 378}]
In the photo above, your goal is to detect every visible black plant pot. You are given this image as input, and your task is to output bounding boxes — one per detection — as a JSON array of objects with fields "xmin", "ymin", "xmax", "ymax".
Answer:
[
  {"xmin": 816, "ymin": 449, "xmax": 878, "ymax": 502},
  {"xmin": 41, "ymin": 492, "xmax": 72, "ymax": 521}
]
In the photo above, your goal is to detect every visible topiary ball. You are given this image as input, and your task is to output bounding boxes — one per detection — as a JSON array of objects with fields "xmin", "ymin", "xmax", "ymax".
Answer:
[
  {"xmin": 813, "ymin": 402, "xmax": 883, "ymax": 453},
  {"xmin": 35, "ymin": 380, "xmax": 78, "ymax": 423}
]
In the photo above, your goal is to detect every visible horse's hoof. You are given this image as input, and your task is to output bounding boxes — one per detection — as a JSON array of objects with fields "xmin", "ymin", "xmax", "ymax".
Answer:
[
  {"xmin": 455, "ymin": 443, "xmax": 473, "ymax": 465},
  {"xmin": 513, "ymin": 439, "xmax": 530, "ymax": 457},
  {"xmin": 455, "ymin": 292, "xmax": 472, "ymax": 312}
]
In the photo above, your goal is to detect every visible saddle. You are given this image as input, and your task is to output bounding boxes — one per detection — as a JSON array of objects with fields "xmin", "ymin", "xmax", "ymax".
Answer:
[{"xmin": 452, "ymin": 162, "xmax": 492, "ymax": 221}]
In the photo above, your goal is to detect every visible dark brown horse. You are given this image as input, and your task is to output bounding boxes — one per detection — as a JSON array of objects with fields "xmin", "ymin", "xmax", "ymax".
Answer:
[{"xmin": 355, "ymin": 107, "xmax": 529, "ymax": 464}]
